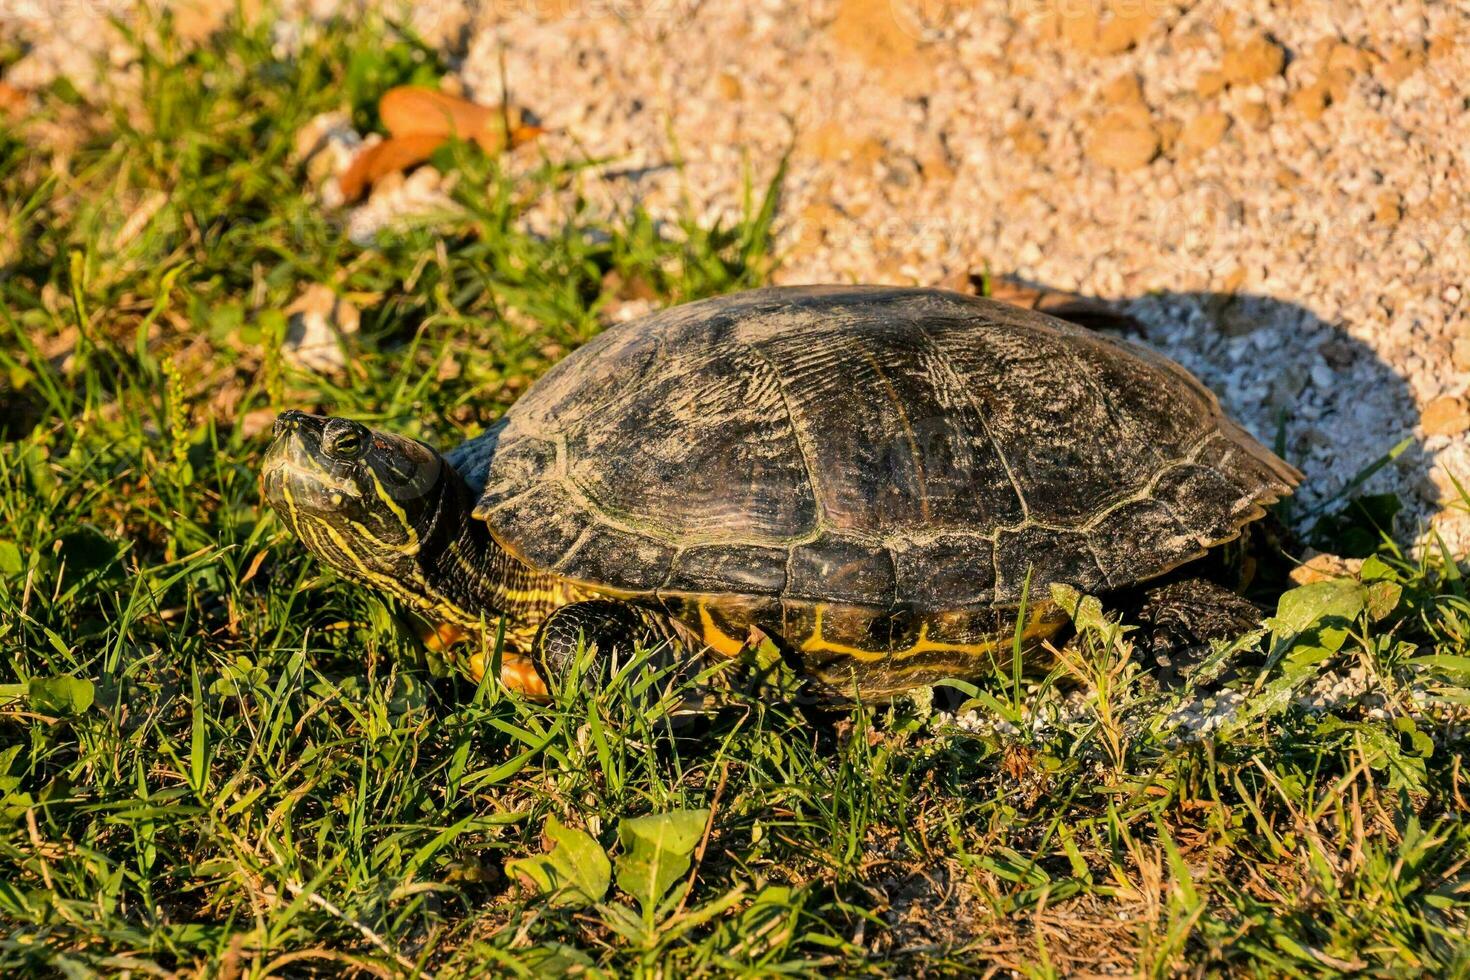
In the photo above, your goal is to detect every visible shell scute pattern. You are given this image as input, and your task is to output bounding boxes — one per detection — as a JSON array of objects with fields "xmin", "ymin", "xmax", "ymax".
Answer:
[
  {"xmin": 482, "ymin": 478, "xmax": 590, "ymax": 567},
  {"xmin": 564, "ymin": 340, "xmax": 815, "ymax": 541},
  {"xmin": 1086, "ymin": 498, "xmax": 1199, "ymax": 590},
  {"xmin": 992, "ymin": 524, "xmax": 1101, "ymax": 604},
  {"xmin": 468, "ymin": 286, "xmax": 1299, "ymax": 613},
  {"xmin": 666, "ymin": 544, "xmax": 788, "ymax": 596},
  {"xmin": 787, "ymin": 537, "xmax": 897, "ymax": 605},
  {"xmin": 892, "ymin": 535, "xmax": 996, "ymax": 608},
  {"xmin": 564, "ymin": 524, "xmax": 678, "ymax": 592},
  {"xmin": 756, "ymin": 318, "xmax": 1028, "ymax": 533}
]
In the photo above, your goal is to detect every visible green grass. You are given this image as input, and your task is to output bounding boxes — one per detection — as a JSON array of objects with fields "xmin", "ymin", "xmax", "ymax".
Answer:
[{"xmin": 3, "ymin": 10, "xmax": 1470, "ymax": 977}]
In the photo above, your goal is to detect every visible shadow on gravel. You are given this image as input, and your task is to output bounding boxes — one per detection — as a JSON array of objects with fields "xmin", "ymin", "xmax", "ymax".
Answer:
[{"xmin": 990, "ymin": 277, "xmax": 1430, "ymax": 548}]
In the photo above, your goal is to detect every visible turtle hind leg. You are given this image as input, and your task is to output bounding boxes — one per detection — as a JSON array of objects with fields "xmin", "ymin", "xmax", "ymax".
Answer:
[
  {"xmin": 532, "ymin": 600, "xmax": 694, "ymax": 693},
  {"xmin": 1123, "ymin": 577, "xmax": 1263, "ymax": 678}
]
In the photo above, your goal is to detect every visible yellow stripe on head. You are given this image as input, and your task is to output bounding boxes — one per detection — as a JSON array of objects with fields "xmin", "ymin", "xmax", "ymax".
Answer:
[{"xmin": 367, "ymin": 468, "xmax": 420, "ymax": 554}]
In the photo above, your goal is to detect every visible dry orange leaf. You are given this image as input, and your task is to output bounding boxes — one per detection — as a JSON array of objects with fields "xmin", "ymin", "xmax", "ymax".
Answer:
[
  {"xmin": 239, "ymin": 548, "xmax": 269, "ymax": 586},
  {"xmin": 379, "ymin": 85, "xmax": 542, "ymax": 152},
  {"xmin": 333, "ymin": 87, "xmax": 544, "ymax": 203},
  {"xmin": 0, "ymin": 82, "xmax": 29, "ymax": 121},
  {"xmin": 335, "ymin": 132, "xmax": 447, "ymax": 203}
]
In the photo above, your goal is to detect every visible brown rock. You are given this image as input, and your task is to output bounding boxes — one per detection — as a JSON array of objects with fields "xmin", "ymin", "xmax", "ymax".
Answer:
[
  {"xmin": 985, "ymin": 277, "xmax": 1046, "ymax": 308},
  {"xmin": 1101, "ymin": 73, "xmax": 1145, "ymax": 107},
  {"xmin": 336, "ymin": 134, "xmax": 445, "ymax": 204},
  {"xmin": 601, "ymin": 268, "xmax": 659, "ymax": 304},
  {"xmin": 1222, "ymin": 34, "xmax": 1287, "ymax": 86},
  {"xmin": 1292, "ymin": 82, "xmax": 1332, "ymax": 120},
  {"xmin": 939, "ymin": 268, "xmax": 979, "ymax": 295},
  {"xmin": 1325, "ymin": 66, "xmax": 1357, "ymax": 102},
  {"xmin": 919, "ymin": 141, "xmax": 956, "ymax": 183},
  {"xmin": 716, "ymin": 72, "xmax": 743, "ymax": 101},
  {"xmin": 1094, "ymin": 19, "xmax": 1137, "ymax": 55},
  {"xmin": 379, "ymin": 87, "xmax": 540, "ymax": 152},
  {"xmin": 986, "ymin": 277, "xmax": 1143, "ymax": 334},
  {"xmin": 1007, "ymin": 123, "xmax": 1047, "ymax": 157},
  {"xmin": 1309, "ymin": 36, "xmax": 1337, "ymax": 65},
  {"xmin": 1095, "ymin": 6, "xmax": 1155, "ymax": 55},
  {"xmin": 1423, "ymin": 395, "xmax": 1470, "ymax": 436},
  {"xmin": 1381, "ymin": 43, "xmax": 1427, "ymax": 84},
  {"xmin": 1155, "ymin": 118, "xmax": 1183, "ymax": 155},
  {"xmin": 1326, "ymin": 42, "xmax": 1370, "ymax": 75},
  {"xmin": 1179, "ymin": 110, "xmax": 1231, "ymax": 153},
  {"xmin": 1235, "ymin": 101, "xmax": 1272, "ymax": 130},
  {"xmin": 829, "ymin": 0, "xmax": 934, "ymax": 95},
  {"xmin": 1057, "ymin": 7, "xmax": 1100, "ymax": 52},
  {"xmin": 1375, "ymin": 190, "xmax": 1403, "ymax": 224},
  {"xmin": 1086, "ymin": 112, "xmax": 1160, "ymax": 171},
  {"xmin": 1117, "ymin": 102, "xmax": 1155, "ymax": 129},
  {"xmin": 802, "ymin": 123, "xmax": 886, "ymax": 166},
  {"xmin": 1214, "ymin": 10, "xmax": 1237, "ymax": 44},
  {"xmin": 1429, "ymin": 31, "xmax": 1458, "ymax": 61},
  {"xmin": 1219, "ymin": 264, "xmax": 1248, "ymax": 293},
  {"xmin": 1452, "ymin": 337, "xmax": 1470, "ymax": 373},
  {"xmin": 796, "ymin": 200, "xmax": 845, "ymax": 248},
  {"xmin": 1195, "ymin": 69, "xmax": 1227, "ymax": 98}
]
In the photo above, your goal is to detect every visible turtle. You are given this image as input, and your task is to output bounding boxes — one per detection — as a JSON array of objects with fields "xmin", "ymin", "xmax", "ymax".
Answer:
[{"xmin": 260, "ymin": 285, "xmax": 1300, "ymax": 700}]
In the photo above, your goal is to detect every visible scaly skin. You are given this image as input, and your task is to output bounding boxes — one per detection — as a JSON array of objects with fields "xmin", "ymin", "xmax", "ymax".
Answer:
[{"xmin": 260, "ymin": 411, "xmax": 689, "ymax": 695}]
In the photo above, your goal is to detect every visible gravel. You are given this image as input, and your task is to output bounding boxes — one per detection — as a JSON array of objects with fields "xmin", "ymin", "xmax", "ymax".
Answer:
[{"xmin": 7, "ymin": 0, "xmax": 1468, "ymax": 546}]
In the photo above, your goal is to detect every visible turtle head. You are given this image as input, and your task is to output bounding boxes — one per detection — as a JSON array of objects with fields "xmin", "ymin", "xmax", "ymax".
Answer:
[{"xmin": 261, "ymin": 411, "xmax": 445, "ymax": 572}]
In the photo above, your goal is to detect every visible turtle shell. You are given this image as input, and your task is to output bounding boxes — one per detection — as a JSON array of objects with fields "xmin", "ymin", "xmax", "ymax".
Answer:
[{"xmin": 450, "ymin": 286, "xmax": 1299, "ymax": 611}]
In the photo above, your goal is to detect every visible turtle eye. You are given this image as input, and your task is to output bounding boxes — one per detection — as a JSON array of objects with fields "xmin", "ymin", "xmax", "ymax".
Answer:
[{"xmin": 322, "ymin": 421, "xmax": 369, "ymax": 461}]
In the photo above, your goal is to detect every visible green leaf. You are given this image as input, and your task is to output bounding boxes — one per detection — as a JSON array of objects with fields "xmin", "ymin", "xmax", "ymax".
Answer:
[
  {"xmin": 27, "ymin": 676, "xmax": 95, "ymax": 716},
  {"xmin": 516, "ymin": 943, "xmax": 597, "ymax": 974},
  {"xmin": 1365, "ymin": 580, "xmax": 1402, "ymax": 622},
  {"xmin": 505, "ymin": 816, "xmax": 611, "ymax": 908},
  {"xmin": 1265, "ymin": 580, "xmax": 1365, "ymax": 659},
  {"xmin": 1318, "ymin": 719, "xmax": 1427, "ymax": 793},
  {"xmin": 615, "ymin": 808, "xmax": 709, "ymax": 918},
  {"xmin": 1049, "ymin": 583, "xmax": 1112, "ymax": 636},
  {"xmin": 189, "ymin": 664, "xmax": 208, "ymax": 794},
  {"xmin": 42, "ymin": 627, "xmax": 70, "ymax": 657},
  {"xmin": 959, "ymin": 689, "xmax": 1024, "ymax": 726},
  {"xmin": 1393, "ymin": 716, "xmax": 1435, "ymax": 758},
  {"xmin": 0, "ymin": 541, "xmax": 21, "ymax": 577},
  {"xmin": 1359, "ymin": 554, "xmax": 1398, "ymax": 583},
  {"xmin": 1409, "ymin": 654, "xmax": 1470, "ymax": 680}
]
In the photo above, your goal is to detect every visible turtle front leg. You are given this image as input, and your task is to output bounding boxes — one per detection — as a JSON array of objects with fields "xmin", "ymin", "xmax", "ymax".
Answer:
[
  {"xmin": 532, "ymin": 600, "xmax": 694, "ymax": 692},
  {"xmin": 419, "ymin": 619, "xmax": 552, "ymax": 698}
]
